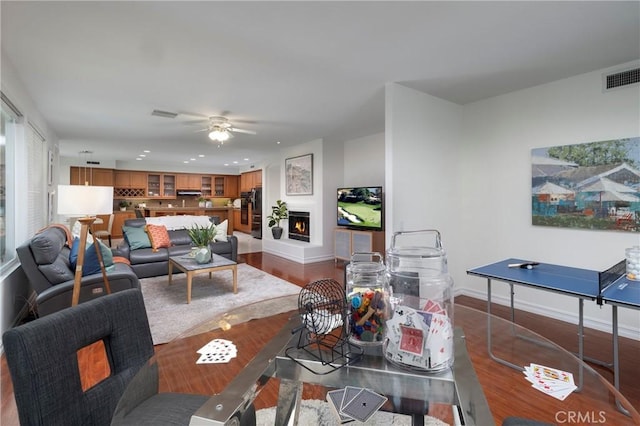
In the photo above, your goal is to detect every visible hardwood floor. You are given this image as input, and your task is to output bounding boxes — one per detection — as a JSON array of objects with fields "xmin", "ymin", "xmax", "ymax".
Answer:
[{"xmin": 2, "ymin": 252, "xmax": 638, "ymax": 425}]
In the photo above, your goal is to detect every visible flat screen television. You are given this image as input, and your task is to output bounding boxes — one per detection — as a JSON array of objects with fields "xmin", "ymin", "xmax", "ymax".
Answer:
[{"xmin": 337, "ymin": 186, "xmax": 384, "ymax": 231}]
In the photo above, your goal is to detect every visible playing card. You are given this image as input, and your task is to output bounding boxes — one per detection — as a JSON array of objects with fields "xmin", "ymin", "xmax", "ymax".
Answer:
[
  {"xmin": 523, "ymin": 363, "xmax": 576, "ymax": 401},
  {"xmin": 196, "ymin": 352, "xmax": 233, "ymax": 364},
  {"xmin": 399, "ymin": 325, "xmax": 424, "ymax": 356},
  {"xmin": 341, "ymin": 388, "xmax": 387, "ymax": 423},
  {"xmin": 198, "ymin": 338, "xmax": 236, "ymax": 355},
  {"xmin": 326, "ymin": 389, "xmax": 354, "ymax": 423},
  {"xmin": 340, "ymin": 386, "xmax": 362, "ymax": 412}
]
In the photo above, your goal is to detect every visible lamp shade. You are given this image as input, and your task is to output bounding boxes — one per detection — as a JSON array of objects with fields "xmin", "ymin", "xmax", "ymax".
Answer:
[{"xmin": 57, "ymin": 185, "xmax": 114, "ymax": 216}]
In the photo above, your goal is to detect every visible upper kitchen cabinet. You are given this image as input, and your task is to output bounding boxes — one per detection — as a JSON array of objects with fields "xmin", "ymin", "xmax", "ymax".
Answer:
[
  {"xmin": 114, "ymin": 171, "xmax": 147, "ymax": 197},
  {"xmin": 240, "ymin": 170, "xmax": 261, "ymax": 192},
  {"xmin": 176, "ymin": 174, "xmax": 201, "ymax": 190},
  {"xmin": 70, "ymin": 167, "xmax": 114, "ymax": 186},
  {"xmin": 147, "ymin": 173, "xmax": 176, "ymax": 198}
]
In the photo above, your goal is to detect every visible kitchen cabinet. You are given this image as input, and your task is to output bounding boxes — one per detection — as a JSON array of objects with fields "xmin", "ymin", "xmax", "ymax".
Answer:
[
  {"xmin": 233, "ymin": 209, "xmax": 242, "ymax": 233},
  {"xmin": 214, "ymin": 176, "xmax": 225, "ymax": 196},
  {"xmin": 176, "ymin": 174, "xmax": 201, "ymax": 190},
  {"xmin": 70, "ymin": 167, "xmax": 113, "ymax": 186},
  {"xmin": 147, "ymin": 173, "xmax": 176, "ymax": 198},
  {"xmin": 225, "ymin": 175, "xmax": 239, "ymax": 198},
  {"xmin": 114, "ymin": 171, "xmax": 146, "ymax": 189},
  {"xmin": 240, "ymin": 170, "xmax": 261, "ymax": 192},
  {"xmin": 201, "ymin": 176, "xmax": 212, "ymax": 197}
]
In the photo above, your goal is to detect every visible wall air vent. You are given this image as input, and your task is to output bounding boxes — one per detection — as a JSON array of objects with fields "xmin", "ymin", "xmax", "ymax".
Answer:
[
  {"xmin": 604, "ymin": 67, "xmax": 640, "ymax": 91},
  {"xmin": 151, "ymin": 109, "xmax": 178, "ymax": 118}
]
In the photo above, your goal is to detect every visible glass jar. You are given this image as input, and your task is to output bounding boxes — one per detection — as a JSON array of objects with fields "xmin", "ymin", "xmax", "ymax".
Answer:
[
  {"xmin": 345, "ymin": 252, "xmax": 390, "ymax": 346},
  {"xmin": 626, "ymin": 246, "xmax": 640, "ymax": 281},
  {"xmin": 384, "ymin": 230, "xmax": 454, "ymax": 372}
]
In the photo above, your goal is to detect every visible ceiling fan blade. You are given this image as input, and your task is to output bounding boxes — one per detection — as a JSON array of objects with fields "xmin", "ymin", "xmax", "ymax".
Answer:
[
  {"xmin": 230, "ymin": 127, "xmax": 257, "ymax": 135},
  {"xmin": 193, "ymin": 128, "xmax": 210, "ymax": 133},
  {"xmin": 183, "ymin": 119, "xmax": 210, "ymax": 125}
]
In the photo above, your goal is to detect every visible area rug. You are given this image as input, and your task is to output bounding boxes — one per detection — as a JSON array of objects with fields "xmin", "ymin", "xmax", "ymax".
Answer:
[
  {"xmin": 140, "ymin": 263, "xmax": 300, "ymax": 344},
  {"xmin": 255, "ymin": 399, "xmax": 449, "ymax": 426}
]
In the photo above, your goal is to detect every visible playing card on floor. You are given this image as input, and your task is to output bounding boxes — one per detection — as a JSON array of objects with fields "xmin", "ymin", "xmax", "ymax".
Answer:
[
  {"xmin": 523, "ymin": 363, "xmax": 576, "ymax": 401},
  {"xmin": 196, "ymin": 338, "xmax": 237, "ymax": 364}
]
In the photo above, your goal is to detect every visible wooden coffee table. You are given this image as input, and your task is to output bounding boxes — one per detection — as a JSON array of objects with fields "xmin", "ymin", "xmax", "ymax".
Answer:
[{"xmin": 168, "ymin": 253, "xmax": 238, "ymax": 303}]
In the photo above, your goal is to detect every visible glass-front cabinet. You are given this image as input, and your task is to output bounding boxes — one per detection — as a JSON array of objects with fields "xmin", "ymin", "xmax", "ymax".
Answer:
[
  {"xmin": 201, "ymin": 176, "xmax": 212, "ymax": 197},
  {"xmin": 147, "ymin": 173, "xmax": 176, "ymax": 198}
]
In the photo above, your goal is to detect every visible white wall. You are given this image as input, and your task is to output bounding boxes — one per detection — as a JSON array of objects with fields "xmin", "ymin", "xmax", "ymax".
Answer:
[
  {"xmin": 387, "ymin": 62, "xmax": 640, "ymax": 338},
  {"xmin": 343, "ymin": 133, "xmax": 384, "ymax": 186}
]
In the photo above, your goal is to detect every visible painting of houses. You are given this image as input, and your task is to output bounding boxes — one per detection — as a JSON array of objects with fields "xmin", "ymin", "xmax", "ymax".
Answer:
[{"xmin": 532, "ymin": 137, "xmax": 640, "ymax": 232}]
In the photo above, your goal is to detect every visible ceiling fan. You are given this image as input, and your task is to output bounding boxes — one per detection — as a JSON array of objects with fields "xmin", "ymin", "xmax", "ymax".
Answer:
[
  {"xmin": 195, "ymin": 116, "xmax": 257, "ymax": 143},
  {"xmin": 151, "ymin": 110, "xmax": 257, "ymax": 144}
]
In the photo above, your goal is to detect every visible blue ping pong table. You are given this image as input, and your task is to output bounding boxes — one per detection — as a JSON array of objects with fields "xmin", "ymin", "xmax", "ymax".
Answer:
[
  {"xmin": 467, "ymin": 258, "xmax": 638, "ymax": 416},
  {"xmin": 467, "ymin": 258, "xmax": 601, "ymax": 372}
]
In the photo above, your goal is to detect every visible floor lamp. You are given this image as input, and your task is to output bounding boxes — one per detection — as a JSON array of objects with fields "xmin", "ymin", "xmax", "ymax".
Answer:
[{"xmin": 58, "ymin": 184, "xmax": 114, "ymax": 306}]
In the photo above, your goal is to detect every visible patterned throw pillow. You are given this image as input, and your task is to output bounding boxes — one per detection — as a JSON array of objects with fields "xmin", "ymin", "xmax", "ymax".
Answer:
[{"xmin": 145, "ymin": 224, "xmax": 171, "ymax": 252}]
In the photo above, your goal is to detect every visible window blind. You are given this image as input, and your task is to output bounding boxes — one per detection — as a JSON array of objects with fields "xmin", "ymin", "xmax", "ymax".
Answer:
[{"xmin": 26, "ymin": 123, "xmax": 47, "ymax": 237}]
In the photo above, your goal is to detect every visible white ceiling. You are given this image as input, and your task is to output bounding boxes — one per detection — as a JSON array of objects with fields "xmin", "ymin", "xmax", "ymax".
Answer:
[{"xmin": 2, "ymin": 1, "xmax": 639, "ymax": 171}]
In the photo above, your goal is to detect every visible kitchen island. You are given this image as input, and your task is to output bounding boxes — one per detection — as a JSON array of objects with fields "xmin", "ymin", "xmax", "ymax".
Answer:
[{"xmin": 140, "ymin": 207, "xmax": 234, "ymax": 232}]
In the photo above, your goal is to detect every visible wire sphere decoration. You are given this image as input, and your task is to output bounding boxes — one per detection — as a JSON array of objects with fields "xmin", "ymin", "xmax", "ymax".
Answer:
[{"xmin": 286, "ymin": 278, "xmax": 363, "ymax": 375}]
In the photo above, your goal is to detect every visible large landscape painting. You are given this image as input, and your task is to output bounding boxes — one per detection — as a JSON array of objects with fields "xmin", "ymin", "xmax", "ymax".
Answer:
[{"xmin": 532, "ymin": 137, "xmax": 640, "ymax": 232}]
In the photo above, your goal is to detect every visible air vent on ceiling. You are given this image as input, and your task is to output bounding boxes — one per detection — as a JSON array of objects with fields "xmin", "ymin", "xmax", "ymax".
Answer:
[
  {"xmin": 604, "ymin": 67, "xmax": 640, "ymax": 91},
  {"xmin": 151, "ymin": 109, "xmax": 178, "ymax": 118}
]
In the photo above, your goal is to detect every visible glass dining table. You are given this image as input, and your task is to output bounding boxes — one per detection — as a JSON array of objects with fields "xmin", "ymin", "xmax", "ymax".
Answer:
[{"xmin": 112, "ymin": 294, "xmax": 639, "ymax": 425}]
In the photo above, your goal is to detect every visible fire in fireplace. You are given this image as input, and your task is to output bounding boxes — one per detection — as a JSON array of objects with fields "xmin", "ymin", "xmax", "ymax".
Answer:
[{"xmin": 288, "ymin": 211, "xmax": 310, "ymax": 242}]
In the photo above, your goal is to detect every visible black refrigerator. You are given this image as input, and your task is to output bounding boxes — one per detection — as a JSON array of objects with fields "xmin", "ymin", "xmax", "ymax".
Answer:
[{"xmin": 250, "ymin": 187, "xmax": 262, "ymax": 239}]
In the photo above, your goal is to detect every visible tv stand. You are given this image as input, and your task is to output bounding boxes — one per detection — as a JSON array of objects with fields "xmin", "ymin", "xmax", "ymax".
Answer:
[{"xmin": 334, "ymin": 228, "xmax": 385, "ymax": 261}]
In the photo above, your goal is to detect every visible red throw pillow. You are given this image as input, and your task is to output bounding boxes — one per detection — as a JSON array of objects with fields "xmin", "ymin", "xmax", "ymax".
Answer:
[{"xmin": 145, "ymin": 224, "xmax": 171, "ymax": 252}]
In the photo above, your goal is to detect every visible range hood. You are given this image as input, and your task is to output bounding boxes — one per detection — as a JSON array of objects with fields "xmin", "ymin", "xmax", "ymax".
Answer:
[{"xmin": 176, "ymin": 190, "xmax": 202, "ymax": 196}]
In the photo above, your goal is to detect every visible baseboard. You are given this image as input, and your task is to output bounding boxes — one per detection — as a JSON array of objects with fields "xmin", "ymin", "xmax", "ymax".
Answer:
[{"xmin": 457, "ymin": 288, "xmax": 638, "ymax": 341}]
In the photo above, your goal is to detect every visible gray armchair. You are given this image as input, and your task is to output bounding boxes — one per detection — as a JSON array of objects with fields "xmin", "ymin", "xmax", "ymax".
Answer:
[
  {"xmin": 16, "ymin": 225, "xmax": 140, "ymax": 316},
  {"xmin": 2, "ymin": 289, "xmax": 210, "ymax": 426}
]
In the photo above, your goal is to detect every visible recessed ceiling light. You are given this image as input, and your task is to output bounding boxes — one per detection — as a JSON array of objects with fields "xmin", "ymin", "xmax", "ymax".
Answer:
[
  {"xmin": 139, "ymin": 154, "xmax": 146, "ymax": 157},
  {"xmin": 233, "ymin": 161, "xmax": 238, "ymax": 164},
  {"xmin": 190, "ymin": 158, "xmax": 196, "ymax": 161},
  {"xmin": 143, "ymin": 150, "xmax": 150, "ymax": 153},
  {"xmin": 199, "ymin": 154, "xmax": 205, "ymax": 158},
  {"xmin": 224, "ymin": 163, "xmax": 229, "ymax": 166},
  {"xmin": 244, "ymin": 158, "xmax": 249, "ymax": 161},
  {"xmin": 276, "ymin": 141, "xmax": 281, "ymax": 144},
  {"xmin": 183, "ymin": 160, "xmax": 189, "ymax": 164},
  {"xmin": 136, "ymin": 157, "xmax": 143, "ymax": 161}
]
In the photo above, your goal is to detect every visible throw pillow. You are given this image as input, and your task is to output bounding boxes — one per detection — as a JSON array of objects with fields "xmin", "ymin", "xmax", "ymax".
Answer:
[
  {"xmin": 69, "ymin": 238, "xmax": 114, "ymax": 276},
  {"xmin": 145, "ymin": 224, "xmax": 171, "ymax": 252},
  {"xmin": 122, "ymin": 225, "xmax": 152, "ymax": 250},
  {"xmin": 214, "ymin": 219, "xmax": 228, "ymax": 242}
]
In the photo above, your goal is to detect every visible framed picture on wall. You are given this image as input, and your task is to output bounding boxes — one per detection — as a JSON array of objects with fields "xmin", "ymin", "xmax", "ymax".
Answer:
[{"xmin": 285, "ymin": 154, "xmax": 313, "ymax": 195}]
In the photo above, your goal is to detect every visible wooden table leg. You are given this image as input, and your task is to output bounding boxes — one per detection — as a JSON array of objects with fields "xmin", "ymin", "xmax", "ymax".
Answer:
[
  {"xmin": 232, "ymin": 265, "xmax": 238, "ymax": 294},
  {"xmin": 187, "ymin": 272, "xmax": 193, "ymax": 304}
]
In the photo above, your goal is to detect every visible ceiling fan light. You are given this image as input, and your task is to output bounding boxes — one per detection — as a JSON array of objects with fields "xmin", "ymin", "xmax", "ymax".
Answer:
[{"xmin": 208, "ymin": 129, "xmax": 230, "ymax": 142}]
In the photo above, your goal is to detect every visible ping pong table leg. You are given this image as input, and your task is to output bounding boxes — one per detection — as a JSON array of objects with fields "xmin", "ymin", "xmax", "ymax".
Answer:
[
  {"xmin": 486, "ymin": 278, "xmax": 522, "ymax": 371},
  {"xmin": 510, "ymin": 283, "xmax": 515, "ymax": 323},
  {"xmin": 612, "ymin": 306, "xmax": 631, "ymax": 416}
]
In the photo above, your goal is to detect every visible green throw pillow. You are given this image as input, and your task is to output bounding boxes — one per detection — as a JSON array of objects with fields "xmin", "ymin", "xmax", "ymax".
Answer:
[{"xmin": 123, "ymin": 225, "xmax": 152, "ymax": 250}]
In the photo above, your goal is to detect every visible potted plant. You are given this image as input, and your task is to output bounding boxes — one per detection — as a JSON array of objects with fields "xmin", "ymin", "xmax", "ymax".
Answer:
[
  {"xmin": 267, "ymin": 199, "xmax": 288, "ymax": 239},
  {"xmin": 118, "ymin": 200, "xmax": 130, "ymax": 211},
  {"xmin": 197, "ymin": 196, "xmax": 206, "ymax": 208},
  {"xmin": 187, "ymin": 223, "xmax": 218, "ymax": 263}
]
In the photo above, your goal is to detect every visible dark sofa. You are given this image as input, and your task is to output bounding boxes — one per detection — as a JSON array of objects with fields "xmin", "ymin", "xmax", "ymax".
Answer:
[
  {"xmin": 113, "ymin": 218, "xmax": 238, "ymax": 279},
  {"xmin": 17, "ymin": 226, "xmax": 140, "ymax": 317}
]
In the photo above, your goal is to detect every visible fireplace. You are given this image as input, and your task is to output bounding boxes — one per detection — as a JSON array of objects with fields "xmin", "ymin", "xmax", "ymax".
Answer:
[{"xmin": 288, "ymin": 211, "xmax": 310, "ymax": 242}]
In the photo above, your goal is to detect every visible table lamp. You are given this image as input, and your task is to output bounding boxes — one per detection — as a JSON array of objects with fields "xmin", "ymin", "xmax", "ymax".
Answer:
[{"xmin": 57, "ymin": 184, "xmax": 114, "ymax": 306}]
